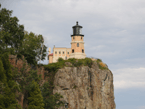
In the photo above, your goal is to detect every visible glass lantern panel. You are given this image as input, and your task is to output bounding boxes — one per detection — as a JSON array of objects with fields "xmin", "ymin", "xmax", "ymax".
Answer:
[{"xmin": 79, "ymin": 28, "xmax": 82, "ymax": 34}]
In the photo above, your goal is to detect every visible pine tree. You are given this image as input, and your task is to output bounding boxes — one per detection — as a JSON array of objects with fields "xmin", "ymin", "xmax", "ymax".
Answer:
[
  {"xmin": 42, "ymin": 82, "xmax": 64, "ymax": 109},
  {"xmin": 0, "ymin": 54, "xmax": 21, "ymax": 109},
  {"xmin": 28, "ymin": 80, "xmax": 44, "ymax": 109}
]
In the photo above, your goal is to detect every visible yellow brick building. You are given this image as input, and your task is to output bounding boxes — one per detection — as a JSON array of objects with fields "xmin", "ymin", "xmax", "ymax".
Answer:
[{"xmin": 48, "ymin": 22, "xmax": 86, "ymax": 63}]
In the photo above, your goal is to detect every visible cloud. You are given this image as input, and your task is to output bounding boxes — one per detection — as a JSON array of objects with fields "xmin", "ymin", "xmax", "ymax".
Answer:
[
  {"xmin": 137, "ymin": 106, "xmax": 145, "ymax": 109},
  {"xmin": 2, "ymin": 0, "xmax": 145, "ymax": 70},
  {"xmin": 113, "ymin": 67, "xmax": 145, "ymax": 89}
]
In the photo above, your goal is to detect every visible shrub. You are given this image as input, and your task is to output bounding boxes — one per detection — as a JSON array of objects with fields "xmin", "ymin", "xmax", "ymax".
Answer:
[
  {"xmin": 57, "ymin": 58, "xmax": 64, "ymax": 62},
  {"xmin": 67, "ymin": 58, "xmax": 76, "ymax": 65},
  {"xmin": 75, "ymin": 59, "xmax": 83, "ymax": 67},
  {"xmin": 96, "ymin": 59, "xmax": 108, "ymax": 70},
  {"xmin": 96, "ymin": 58, "xmax": 102, "ymax": 63},
  {"xmin": 99, "ymin": 62, "xmax": 106, "ymax": 68},
  {"xmin": 84, "ymin": 58, "xmax": 93, "ymax": 68}
]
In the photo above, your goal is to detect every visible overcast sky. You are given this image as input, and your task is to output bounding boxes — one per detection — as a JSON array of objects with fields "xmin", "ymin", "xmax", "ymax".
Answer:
[{"xmin": 1, "ymin": 0, "xmax": 145, "ymax": 108}]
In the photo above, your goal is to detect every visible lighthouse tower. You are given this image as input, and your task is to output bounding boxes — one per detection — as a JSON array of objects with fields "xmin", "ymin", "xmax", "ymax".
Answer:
[{"xmin": 69, "ymin": 21, "xmax": 86, "ymax": 59}]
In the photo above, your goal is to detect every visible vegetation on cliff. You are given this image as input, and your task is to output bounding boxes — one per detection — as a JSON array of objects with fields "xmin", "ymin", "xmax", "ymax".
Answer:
[
  {"xmin": 0, "ymin": 53, "xmax": 21, "ymax": 109},
  {"xmin": 28, "ymin": 80, "xmax": 44, "ymax": 109},
  {"xmin": 44, "ymin": 57, "xmax": 108, "ymax": 92},
  {"xmin": 0, "ymin": 4, "xmax": 63, "ymax": 109},
  {"xmin": 41, "ymin": 82, "xmax": 64, "ymax": 109}
]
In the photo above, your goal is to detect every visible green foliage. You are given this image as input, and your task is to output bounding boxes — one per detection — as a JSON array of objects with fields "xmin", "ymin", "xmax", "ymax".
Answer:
[
  {"xmin": 67, "ymin": 58, "xmax": 93, "ymax": 67},
  {"xmin": 20, "ymin": 68, "xmax": 41, "ymax": 93},
  {"xmin": 13, "ymin": 60, "xmax": 42, "ymax": 109},
  {"xmin": 28, "ymin": 80, "xmax": 44, "ymax": 109},
  {"xmin": 19, "ymin": 31, "xmax": 47, "ymax": 65},
  {"xmin": 44, "ymin": 57, "xmax": 93, "ymax": 78},
  {"xmin": 67, "ymin": 58, "xmax": 76, "ymax": 65},
  {"xmin": 41, "ymin": 82, "xmax": 64, "ymax": 109},
  {"xmin": 0, "ymin": 57, "xmax": 6, "ymax": 83},
  {"xmin": 0, "ymin": 53, "xmax": 21, "ymax": 109},
  {"xmin": 0, "ymin": 5, "xmax": 47, "ymax": 65},
  {"xmin": 96, "ymin": 58, "xmax": 102, "ymax": 63},
  {"xmin": 0, "ymin": 4, "xmax": 61, "ymax": 109},
  {"xmin": 0, "ymin": 5, "xmax": 24, "ymax": 55},
  {"xmin": 83, "ymin": 58, "xmax": 93, "ymax": 68},
  {"xmin": 57, "ymin": 57, "xmax": 64, "ymax": 62}
]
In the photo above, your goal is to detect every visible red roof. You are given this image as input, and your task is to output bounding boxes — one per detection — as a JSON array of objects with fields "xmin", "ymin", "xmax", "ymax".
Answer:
[{"xmin": 48, "ymin": 53, "xmax": 53, "ymax": 56}]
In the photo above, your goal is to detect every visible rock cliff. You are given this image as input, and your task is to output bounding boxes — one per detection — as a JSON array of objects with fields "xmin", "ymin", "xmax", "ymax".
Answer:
[
  {"xmin": 8, "ymin": 55, "xmax": 115, "ymax": 109},
  {"xmin": 53, "ymin": 62, "xmax": 116, "ymax": 109}
]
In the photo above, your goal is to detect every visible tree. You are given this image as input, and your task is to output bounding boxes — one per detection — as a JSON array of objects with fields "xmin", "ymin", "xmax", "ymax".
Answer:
[
  {"xmin": 28, "ymin": 80, "xmax": 44, "ymax": 109},
  {"xmin": 15, "ymin": 60, "xmax": 42, "ymax": 109},
  {"xmin": 19, "ymin": 31, "xmax": 47, "ymax": 65},
  {"xmin": 41, "ymin": 82, "xmax": 64, "ymax": 109},
  {"xmin": 0, "ymin": 4, "xmax": 24, "ymax": 54},
  {"xmin": 0, "ymin": 4, "xmax": 47, "ymax": 65},
  {"xmin": 0, "ymin": 53, "xmax": 21, "ymax": 109}
]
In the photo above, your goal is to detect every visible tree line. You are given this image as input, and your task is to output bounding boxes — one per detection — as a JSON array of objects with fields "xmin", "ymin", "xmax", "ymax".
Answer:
[{"xmin": 0, "ymin": 4, "xmax": 63, "ymax": 109}]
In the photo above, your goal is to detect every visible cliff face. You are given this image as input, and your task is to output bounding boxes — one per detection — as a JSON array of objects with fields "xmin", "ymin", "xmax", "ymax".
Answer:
[
  {"xmin": 53, "ymin": 62, "xmax": 116, "ymax": 109},
  {"xmin": 8, "ymin": 55, "xmax": 115, "ymax": 109}
]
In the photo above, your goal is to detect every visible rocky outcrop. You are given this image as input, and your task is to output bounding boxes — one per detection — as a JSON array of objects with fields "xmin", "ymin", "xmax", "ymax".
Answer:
[{"xmin": 53, "ymin": 62, "xmax": 116, "ymax": 109}]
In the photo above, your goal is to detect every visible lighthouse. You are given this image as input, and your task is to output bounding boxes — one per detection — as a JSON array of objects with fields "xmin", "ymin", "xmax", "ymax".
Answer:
[
  {"xmin": 48, "ymin": 21, "xmax": 86, "ymax": 63},
  {"xmin": 69, "ymin": 21, "xmax": 86, "ymax": 59}
]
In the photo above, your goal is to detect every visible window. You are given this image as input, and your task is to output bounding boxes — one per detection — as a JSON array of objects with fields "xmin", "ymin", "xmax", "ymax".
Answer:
[
  {"xmin": 63, "ymin": 51, "xmax": 64, "ymax": 54},
  {"xmin": 65, "ymin": 57, "xmax": 67, "ymax": 60},
  {"xmin": 72, "ymin": 49, "xmax": 74, "ymax": 53},
  {"xmin": 82, "ymin": 49, "xmax": 84, "ymax": 53},
  {"xmin": 77, "ymin": 43, "xmax": 79, "ymax": 47},
  {"xmin": 73, "ymin": 36, "xmax": 75, "ymax": 39},
  {"xmin": 81, "ymin": 37, "xmax": 82, "ymax": 39},
  {"xmin": 68, "ymin": 52, "xmax": 69, "ymax": 54},
  {"xmin": 55, "ymin": 51, "xmax": 57, "ymax": 54},
  {"xmin": 59, "ymin": 51, "xmax": 61, "ymax": 54}
]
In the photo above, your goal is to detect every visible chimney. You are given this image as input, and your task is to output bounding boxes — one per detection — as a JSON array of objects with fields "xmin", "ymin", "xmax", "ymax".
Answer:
[{"xmin": 48, "ymin": 48, "xmax": 51, "ymax": 54}]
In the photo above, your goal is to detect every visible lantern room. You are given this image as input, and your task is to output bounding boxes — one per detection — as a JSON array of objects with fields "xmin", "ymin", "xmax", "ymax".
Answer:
[{"xmin": 72, "ymin": 21, "xmax": 84, "ymax": 36}]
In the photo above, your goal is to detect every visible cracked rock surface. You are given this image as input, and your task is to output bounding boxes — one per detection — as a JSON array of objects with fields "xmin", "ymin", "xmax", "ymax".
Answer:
[{"xmin": 53, "ymin": 62, "xmax": 116, "ymax": 109}]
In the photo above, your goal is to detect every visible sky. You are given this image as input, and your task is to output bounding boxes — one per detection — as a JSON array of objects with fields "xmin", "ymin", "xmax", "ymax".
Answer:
[{"xmin": 1, "ymin": 0, "xmax": 145, "ymax": 108}]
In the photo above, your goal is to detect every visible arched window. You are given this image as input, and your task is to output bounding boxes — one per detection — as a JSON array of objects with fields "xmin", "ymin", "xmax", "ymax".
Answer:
[
  {"xmin": 55, "ymin": 51, "xmax": 57, "ymax": 54},
  {"xmin": 73, "ymin": 36, "xmax": 75, "ymax": 39},
  {"xmin": 72, "ymin": 49, "xmax": 74, "ymax": 53},
  {"xmin": 77, "ymin": 43, "xmax": 79, "ymax": 47},
  {"xmin": 59, "ymin": 51, "xmax": 61, "ymax": 54},
  {"xmin": 82, "ymin": 49, "xmax": 84, "ymax": 53}
]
